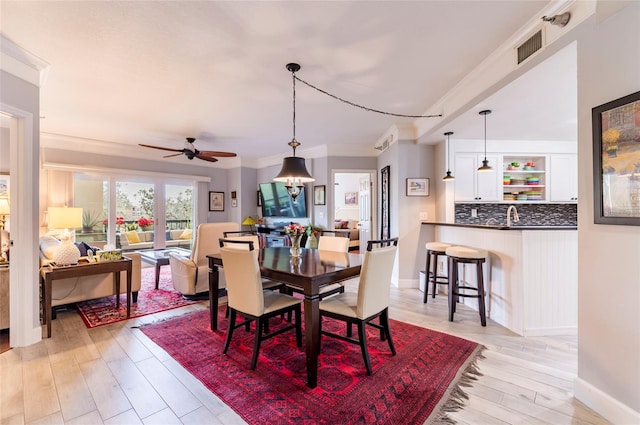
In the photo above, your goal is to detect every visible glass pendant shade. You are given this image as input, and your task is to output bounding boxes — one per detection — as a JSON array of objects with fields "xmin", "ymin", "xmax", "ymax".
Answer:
[
  {"xmin": 477, "ymin": 110, "xmax": 493, "ymax": 172},
  {"xmin": 442, "ymin": 131, "xmax": 455, "ymax": 181}
]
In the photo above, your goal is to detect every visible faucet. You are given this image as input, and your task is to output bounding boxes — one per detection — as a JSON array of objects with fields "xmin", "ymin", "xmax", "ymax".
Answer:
[
  {"xmin": 506, "ymin": 205, "xmax": 520, "ymax": 227},
  {"xmin": 485, "ymin": 217, "xmax": 499, "ymax": 226}
]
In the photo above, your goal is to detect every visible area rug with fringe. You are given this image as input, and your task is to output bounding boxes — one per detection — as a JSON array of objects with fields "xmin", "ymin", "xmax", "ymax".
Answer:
[
  {"xmin": 76, "ymin": 267, "xmax": 198, "ymax": 328},
  {"xmin": 141, "ymin": 307, "xmax": 484, "ymax": 424}
]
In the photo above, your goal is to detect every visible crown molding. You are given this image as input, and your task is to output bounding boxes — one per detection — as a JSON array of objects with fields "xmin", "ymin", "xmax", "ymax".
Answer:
[{"xmin": 0, "ymin": 34, "xmax": 50, "ymax": 87}]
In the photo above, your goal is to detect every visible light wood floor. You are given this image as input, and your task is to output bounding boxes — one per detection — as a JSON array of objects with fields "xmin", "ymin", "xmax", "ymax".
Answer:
[{"xmin": 0, "ymin": 281, "xmax": 611, "ymax": 425}]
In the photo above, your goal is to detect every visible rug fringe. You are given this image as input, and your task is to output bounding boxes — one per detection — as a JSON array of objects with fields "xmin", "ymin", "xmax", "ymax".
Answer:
[{"xmin": 426, "ymin": 344, "xmax": 486, "ymax": 425}]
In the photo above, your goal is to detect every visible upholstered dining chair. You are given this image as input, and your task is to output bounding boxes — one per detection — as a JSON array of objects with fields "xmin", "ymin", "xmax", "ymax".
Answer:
[
  {"xmin": 219, "ymin": 238, "xmax": 302, "ymax": 370},
  {"xmin": 318, "ymin": 237, "xmax": 398, "ymax": 375},
  {"xmin": 169, "ymin": 222, "xmax": 239, "ymax": 298}
]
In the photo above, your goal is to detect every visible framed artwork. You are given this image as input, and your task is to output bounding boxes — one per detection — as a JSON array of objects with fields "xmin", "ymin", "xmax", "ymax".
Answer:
[
  {"xmin": 406, "ymin": 178, "xmax": 429, "ymax": 196},
  {"xmin": 345, "ymin": 192, "xmax": 358, "ymax": 205},
  {"xmin": 314, "ymin": 185, "xmax": 326, "ymax": 205},
  {"xmin": 209, "ymin": 191, "xmax": 224, "ymax": 211},
  {"xmin": 592, "ymin": 91, "xmax": 640, "ymax": 225},
  {"xmin": 257, "ymin": 190, "xmax": 262, "ymax": 207},
  {"xmin": 231, "ymin": 191, "xmax": 237, "ymax": 199},
  {"xmin": 0, "ymin": 173, "xmax": 8, "ymax": 196},
  {"xmin": 381, "ymin": 165, "xmax": 390, "ymax": 239}
]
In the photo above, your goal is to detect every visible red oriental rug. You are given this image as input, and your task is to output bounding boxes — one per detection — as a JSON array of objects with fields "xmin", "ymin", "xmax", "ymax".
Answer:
[
  {"xmin": 141, "ymin": 307, "xmax": 484, "ymax": 424},
  {"xmin": 76, "ymin": 267, "xmax": 198, "ymax": 328}
]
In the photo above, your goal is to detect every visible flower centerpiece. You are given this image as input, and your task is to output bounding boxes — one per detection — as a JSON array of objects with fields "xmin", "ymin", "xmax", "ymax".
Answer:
[
  {"xmin": 137, "ymin": 217, "xmax": 154, "ymax": 231},
  {"xmin": 284, "ymin": 223, "xmax": 308, "ymax": 257}
]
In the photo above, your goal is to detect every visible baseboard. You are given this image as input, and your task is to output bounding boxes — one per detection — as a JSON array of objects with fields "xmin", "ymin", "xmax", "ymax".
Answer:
[
  {"xmin": 574, "ymin": 377, "xmax": 640, "ymax": 425},
  {"xmin": 397, "ymin": 278, "xmax": 419, "ymax": 289}
]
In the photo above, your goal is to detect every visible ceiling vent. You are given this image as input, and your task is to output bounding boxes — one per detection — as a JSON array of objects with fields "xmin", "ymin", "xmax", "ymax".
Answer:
[{"xmin": 517, "ymin": 30, "xmax": 543, "ymax": 65}]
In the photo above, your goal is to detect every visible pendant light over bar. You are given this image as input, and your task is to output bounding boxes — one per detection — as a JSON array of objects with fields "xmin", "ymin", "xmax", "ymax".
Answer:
[
  {"xmin": 442, "ymin": 131, "xmax": 455, "ymax": 181},
  {"xmin": 274, "ymin": 63, "xmax": 315, "ymax": 201},
  {"xmin": 477, "ymin": 109, "xmax": 493, "ymax": 172}
]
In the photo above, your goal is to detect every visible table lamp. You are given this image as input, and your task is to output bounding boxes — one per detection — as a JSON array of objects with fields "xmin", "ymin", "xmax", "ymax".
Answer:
[
  {"xmin": 0, "ymin": 195, "xmax": 9, "ymax": 231},
  {"xmin": 48, "ymin": 206, "xmax": 83, "ymax": 265},
  {"xmin": 242, "ymin": 216, "xmax": 257, "ymax": 232}
]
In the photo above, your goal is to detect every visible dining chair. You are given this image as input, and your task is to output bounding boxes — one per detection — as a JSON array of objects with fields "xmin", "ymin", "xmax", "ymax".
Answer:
[
  {"xmin": 219, "ymin": 239, "xmax": 303, "ymax": 370},
  {"xmin": 318, "ymin": 237, "xmax": 398, "ymax": 375}
]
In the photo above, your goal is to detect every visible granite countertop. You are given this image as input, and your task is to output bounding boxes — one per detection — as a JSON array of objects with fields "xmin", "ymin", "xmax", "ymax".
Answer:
[{"xmin": 421, "ymin": 221, "xmax": 577, "ymax": 230}]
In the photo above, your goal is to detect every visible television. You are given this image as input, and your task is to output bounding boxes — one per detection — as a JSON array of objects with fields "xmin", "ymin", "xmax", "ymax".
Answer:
[{"xmin": 259, "ymin": 182, "xmax": 308, "ymax": 218}]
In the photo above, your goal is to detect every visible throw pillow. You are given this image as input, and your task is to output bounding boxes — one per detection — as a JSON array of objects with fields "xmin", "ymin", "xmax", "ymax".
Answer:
[
  {"xmin": 74, "ymin": 242, "xmax": 97, "ymax": 257},
  {"xmin": 40, "ymin": 235, "xmax": 60, "ymax": 260},
  {"xmin": 124, "ymin": 231, "xmax": 141, "ymax": 244},
  {"xmin": 340, "ymin": 220, "xmax": 349, "ymax": 229},
  {"xmin": 179, "ymin": 228, "xmax": 193, "ymax": 240}
]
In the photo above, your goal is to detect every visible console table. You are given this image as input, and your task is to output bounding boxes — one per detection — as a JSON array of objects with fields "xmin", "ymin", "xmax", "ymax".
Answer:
[{"xmin": 40, "ymin": 258, "xmax": 132, "ymax": 337}]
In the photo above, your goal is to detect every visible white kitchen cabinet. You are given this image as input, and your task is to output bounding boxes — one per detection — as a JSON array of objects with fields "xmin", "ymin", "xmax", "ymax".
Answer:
[
  {"xmin": 454, "ymin": 153, "xmax": 500, "ymax": 202},
  {"xmin": 549, "ymin": 154, "xmax": 578, "ymax": 202}
]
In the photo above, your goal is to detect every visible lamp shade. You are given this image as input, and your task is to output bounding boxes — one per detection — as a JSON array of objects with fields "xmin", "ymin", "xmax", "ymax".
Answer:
[
  {"xmin": 242, "ymin": 216, "xmax": 257, "ymax": 226},
  {"xmin": 0, "ymin": 196, "xmax": 9, "ymax": 215},
  {"xmin": 273, "ymin": 157, "xmax": 315, "ymax": 183},
  {"xmin": 48, "ymin": 207, "xmax": 83, "ymax": 229}
]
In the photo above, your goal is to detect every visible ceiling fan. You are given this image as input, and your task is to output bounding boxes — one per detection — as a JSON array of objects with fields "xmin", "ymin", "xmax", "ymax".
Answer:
[{"xmin": 139, "ymin": 137, "xmax": 237, "ymax": 163}]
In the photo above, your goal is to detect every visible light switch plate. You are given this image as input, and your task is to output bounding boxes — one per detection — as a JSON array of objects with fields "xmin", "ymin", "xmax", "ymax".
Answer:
[
  {"xmin": 419, "ymin": 212, "xmax": 428, "ymax": 220},
  {"xmin": 471, "ymin": 209, "xmax": 478, "ymax": 218}
]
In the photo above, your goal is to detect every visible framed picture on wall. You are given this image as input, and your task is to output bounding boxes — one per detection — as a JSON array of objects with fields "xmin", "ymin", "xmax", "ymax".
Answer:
[
  {"xmin": 406, "ymin": 178, "xmax": 429, "ymax": 196},
  {"xmin": 592, "ymin": 90, "xmax": 640, "ymax": 225},
  {"xmin": 209, "ymin": 191, "xmax": 224, "ymax": 211},
  {"xmin": 0, "ymin": 173, "xmax": 8, "ymax": 197},
  {"xmin": 381, "ymin": 166, "xmax": 390, "ymax": 239},
  {"xmin": 314, "ymin": 185, "xmax": 326, "ymax": 205},
  {"xmin": 345, "ymin": 192, "xmax": 358, "ymax": 205}
]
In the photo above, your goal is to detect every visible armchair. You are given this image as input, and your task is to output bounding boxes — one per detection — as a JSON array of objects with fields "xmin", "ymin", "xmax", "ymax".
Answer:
[{"xmin": 169, "ymin": 222, "xmax": 239, "ymax": 297}]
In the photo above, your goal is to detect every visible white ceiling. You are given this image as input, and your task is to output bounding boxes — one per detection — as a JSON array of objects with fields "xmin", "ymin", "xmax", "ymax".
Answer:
[{"xmin": 1, "ymin": 1, "xmax": 565, "ymax": 165}]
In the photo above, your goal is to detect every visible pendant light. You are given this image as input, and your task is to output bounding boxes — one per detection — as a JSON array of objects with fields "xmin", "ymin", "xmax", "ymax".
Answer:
[
  {"xmin": 477, "ymin": 109, "xmax": 493, "ymax": 172},
  {"xmin": 274, "ymin": 63, "xmax": 314, "ymax": 200},
  {"xmin": 442, "ymin": 131, "xmax": 455, "ymax": 181}
]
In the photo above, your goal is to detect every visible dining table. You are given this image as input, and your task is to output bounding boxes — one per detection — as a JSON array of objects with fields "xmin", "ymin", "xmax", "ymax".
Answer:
[{"xmin": 207, "ymin": 246, "xmax": 363, "ymax": 388}]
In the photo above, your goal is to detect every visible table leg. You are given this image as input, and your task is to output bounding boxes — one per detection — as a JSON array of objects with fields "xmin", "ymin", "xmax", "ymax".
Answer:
[
  {"xmin": 115, "ymin": 271, "xmax": 120, "ymax": 309},
  {"xmin": 155, "ymin": 263, "xmax": 161, "ymax": 289},
  {"xmin": 208, "ymin": 260, "xmax": 219, "ymax": 331},
  {"xmin": 303, "ymin": 295, "xmax": 320, "ymax": 389},
  {"xmin": 126, "ymin": 262, "xmax": 132, "ymax": 317}
]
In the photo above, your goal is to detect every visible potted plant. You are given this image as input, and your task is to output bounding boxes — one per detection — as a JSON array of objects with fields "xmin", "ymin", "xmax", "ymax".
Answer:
[
  {"xmin": 137, "ymin": 217, "xmax": 154, "ymax": 231},
  {"xmin": 82, "ymin": 210, "xmax": 102, "ymax": 233}
]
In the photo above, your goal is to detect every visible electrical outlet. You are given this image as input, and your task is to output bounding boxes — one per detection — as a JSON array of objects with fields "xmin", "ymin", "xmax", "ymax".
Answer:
[
  {"xmin": 318, "ymin": 212, "xmax": 324, "ymax": 219},
  {"xmin": 471, "ymin": 209, "xmax": 478, "ymax": 218},
  {"xmin": 419, "ymin": 212, "xmax": 428, "ymax": 220}
]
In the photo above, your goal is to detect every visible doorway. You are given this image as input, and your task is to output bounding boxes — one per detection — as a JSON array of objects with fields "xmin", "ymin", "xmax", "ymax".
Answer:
[{"xmin": 332, "ymin": 171, "xmax": 376, "ymax": 252}]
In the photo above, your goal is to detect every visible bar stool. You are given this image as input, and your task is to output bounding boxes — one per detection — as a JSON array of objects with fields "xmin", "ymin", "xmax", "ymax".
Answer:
[
  {"xmin": 445, "ymin": 245, "xmax": 488, "ymax": 326},
  {"xmin": 423, "ymin": 242, "xmax": 451, "ymax": 303}
]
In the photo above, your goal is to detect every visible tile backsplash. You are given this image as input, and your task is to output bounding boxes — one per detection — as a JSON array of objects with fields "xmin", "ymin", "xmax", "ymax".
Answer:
[{"xmin": 455, "ymin": 203, "xmax": 577, "ymax": 226}]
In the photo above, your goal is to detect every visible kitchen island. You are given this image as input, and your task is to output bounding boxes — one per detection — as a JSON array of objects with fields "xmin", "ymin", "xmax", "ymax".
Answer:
[{"xmin": 422, "ymin": 221, "xmax": 577, "ymax": 336}]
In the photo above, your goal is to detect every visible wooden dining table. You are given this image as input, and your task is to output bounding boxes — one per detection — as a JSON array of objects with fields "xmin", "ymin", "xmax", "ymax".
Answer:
[{"xmin": 207, "ymin": 247, "xmax": 363, "ymax": 388}]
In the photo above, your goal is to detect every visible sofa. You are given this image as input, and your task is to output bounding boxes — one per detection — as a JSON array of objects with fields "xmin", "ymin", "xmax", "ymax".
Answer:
[
  {"xmin": 116, "ymin": 229, "xmax": 192, "ymax": 251},
  {"xmin": 333, "ymin": 219, "xmax": 360, "ymax": 251},
  {"xmin": 39, "ymin": 235, "xmax": 142, "ymax": 307}
]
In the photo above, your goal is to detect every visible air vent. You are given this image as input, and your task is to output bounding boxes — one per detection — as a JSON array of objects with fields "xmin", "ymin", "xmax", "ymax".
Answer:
[{"xmin": 517, "ymin": 30, "xmax": 542, "ymax": 64}]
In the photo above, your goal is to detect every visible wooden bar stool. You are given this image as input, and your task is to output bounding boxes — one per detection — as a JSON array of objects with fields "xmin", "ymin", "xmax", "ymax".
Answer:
[
  {"xmin": 445, "ymin": 246, "xmax": 488, "ymax": 326},
  {"xmin": 423, "ymin": 242, "xmax": 451, "ymax": 303}
]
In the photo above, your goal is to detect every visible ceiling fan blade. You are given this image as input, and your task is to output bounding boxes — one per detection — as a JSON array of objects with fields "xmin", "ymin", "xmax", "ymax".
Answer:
[
  {"xmin": 195, "ymin": 154, "xmax": 219, "ymax": 163},
  {"xmin": 163, "ymin": 153, "xmax": 183, "ymax": 158},
  {"xmin": 139, "ymin": 144, "xmax": 183, "ymax": 153},
  {"xmin": 197, "ymin": 150, "xmax": 237, "ymax": 158}
]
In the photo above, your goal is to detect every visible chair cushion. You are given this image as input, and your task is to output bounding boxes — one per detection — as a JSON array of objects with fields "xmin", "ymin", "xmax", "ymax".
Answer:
[
  {"xmin": 425, "ymin": 242, "xmax": 451, "ymax": 252},
  {"xmin": 319, "ymin": 292, "xmax": 358, "ymax": 318},
  {"xmin": 263, "ymin": 292, "xmax": 302, "ymax": 315},
  {"xmin": 124, "ymin": 231, "xmax": 141, "ymax": 244},
  {"xmin": 180, "ymin": 229, "xmax": 193, "ymax": 240},
  {"xmin": 445, "ymin": 245, "xmax": 488, "ymax": 259}
]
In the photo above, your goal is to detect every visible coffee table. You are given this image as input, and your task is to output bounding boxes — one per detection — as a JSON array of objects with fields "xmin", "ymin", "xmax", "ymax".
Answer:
[{"xmin": 138, "ymin": 248, "xmax": 191, "ymax": 289}]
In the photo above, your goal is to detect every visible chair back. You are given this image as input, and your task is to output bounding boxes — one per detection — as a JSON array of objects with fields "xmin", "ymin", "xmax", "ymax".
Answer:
[
  {"xmin": 219, "ymin": 243, "xmax": 264, "ymax": 316},
  {"xmin": 192, "ymin": 222, "xmax": 239, "ymax": 266},
  {"xmin": 318, "ymin": 235, "xmax": 349, "ymax": 253},
  {"xmin": 357, "ymin": 238, "xmax": 398, "ymax": 319},
  {"xmin": 221, "ymin": 234, "xmax": 260, "ymax": 250}
]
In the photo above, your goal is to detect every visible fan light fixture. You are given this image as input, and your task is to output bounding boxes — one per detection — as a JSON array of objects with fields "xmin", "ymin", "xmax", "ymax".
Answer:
[
  {"xmin": 477, "ymin": 110, "xmax": 493, "ymax": 172},
  {"xmin": 274, "ymin": 63, "xmax": 314, "ymax": 201},
  {"xmin": 442, "ymin": 131, "xmax": 455, "ymax": 181}
]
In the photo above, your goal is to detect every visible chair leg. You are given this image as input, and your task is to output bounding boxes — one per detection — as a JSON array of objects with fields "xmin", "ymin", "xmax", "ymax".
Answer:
[
  {"xmin": 346, "ymin": 323, "xmax": 353, "ymax": 338},
  {"xmin": 223, "ymin": 309, "xmax": 236, "ymax": 354},
  {"xmin": 431, "ymin": 253, "xmax": 439, "ymax": 299},
  {"xmin": 294, "ymin": 305, "xmax": 302, "ymax": 347},
  {"xmin": 423, "ymin": 250, "xmax": 432, "ymax": 303},
  {"xmin": 250, "ymin": 317, "xmax": 263, "ymax": 370},
  {"xmin": 380, "ymin": 308, "xmax": 396, "ymax": 355},
  {"xmin": 477, "ymin": 262, "xmax": 487, "ymax": 327},
  {"xmin": 225, "ymin": 305, "xmax": 229, "ymax": 318},
  {"xmin": 448, "ymin": 257, "xmax": 456, "ymax": 322},
  {"xmin": 357, "ymin": 321, "xmax": 372, "ymax": 375}
]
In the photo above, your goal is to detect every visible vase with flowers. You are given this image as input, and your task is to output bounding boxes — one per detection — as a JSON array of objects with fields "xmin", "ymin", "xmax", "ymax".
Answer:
[
  {"xmin": 284, "ymin": 223, "xmax": 307, "ymax": 257},
  {"xmin": 137, "ymin": 217, "xmax": 154, "ymax": 231}
]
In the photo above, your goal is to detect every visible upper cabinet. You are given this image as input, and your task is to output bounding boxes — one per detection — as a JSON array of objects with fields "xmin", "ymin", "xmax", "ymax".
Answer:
[
  {"xmin": 548, "ymin": 154, "xmax": 578, "ymax": 202},
  {"xmin": 454, "ymin": 154, "xmax": 500, "ymax": 202},
  {"xmin": 502, "ymin": 156, "xmax": 546, "ymax": 202}
]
